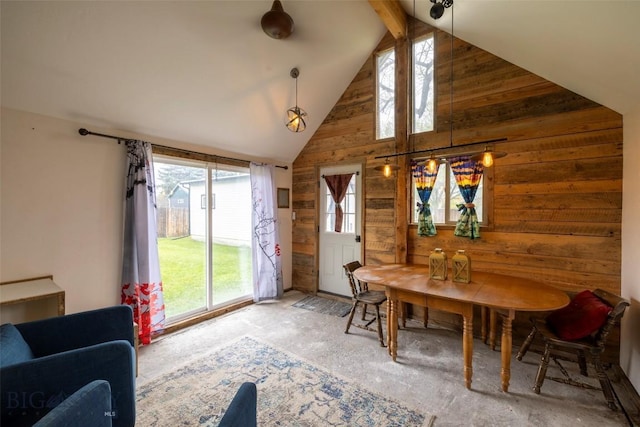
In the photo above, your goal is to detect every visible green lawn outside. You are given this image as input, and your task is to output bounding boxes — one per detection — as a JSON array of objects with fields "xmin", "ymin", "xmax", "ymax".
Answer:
[{"xmin": 158, "ymin": 237, "xmax": 252, "ymax": 319}]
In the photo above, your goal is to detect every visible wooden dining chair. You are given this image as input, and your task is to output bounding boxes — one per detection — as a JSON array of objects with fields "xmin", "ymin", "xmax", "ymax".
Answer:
[
  {"xmin": 516, "ymin": 289, "xmax": 629, "ymax": 410},
  {"xmin": 343, "ymin": 261, "xmax": 386, "ymax": 347}
]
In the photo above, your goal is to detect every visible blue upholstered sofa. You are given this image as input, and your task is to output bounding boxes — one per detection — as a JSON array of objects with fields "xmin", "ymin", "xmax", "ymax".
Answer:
[{"xmin": 0, "ymin": 306, "xmax": 136, "ymax": 427}]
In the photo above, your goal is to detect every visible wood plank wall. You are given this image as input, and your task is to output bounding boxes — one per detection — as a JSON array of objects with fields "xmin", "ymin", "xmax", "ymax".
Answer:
[{"xmin": 292, "ymin": 22, "xmax": 622, "ymax": 355}]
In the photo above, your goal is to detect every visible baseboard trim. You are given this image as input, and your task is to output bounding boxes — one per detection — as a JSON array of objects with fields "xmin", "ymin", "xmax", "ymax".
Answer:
[{"xmin": 158, "ymin": 299, "xmax": 254, "ymax": 337}]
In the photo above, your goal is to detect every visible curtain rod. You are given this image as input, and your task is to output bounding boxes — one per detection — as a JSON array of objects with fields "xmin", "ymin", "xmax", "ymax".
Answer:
[
  {"xmin": 78, "ymin": 128, "xmax": 289, "ymax": 170},
  {"xmin": 373, "ymin": 137, "xmax": 507, "ymax": 160},
  {"xmin": 321, "ymin": 171, "xmax": 360, "ymax": 178}
]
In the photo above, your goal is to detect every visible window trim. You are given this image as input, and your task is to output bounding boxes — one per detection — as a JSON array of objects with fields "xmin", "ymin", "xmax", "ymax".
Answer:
[{"xmin": 152, "ymin": 154, "xmax": 253, "ymax": 325}]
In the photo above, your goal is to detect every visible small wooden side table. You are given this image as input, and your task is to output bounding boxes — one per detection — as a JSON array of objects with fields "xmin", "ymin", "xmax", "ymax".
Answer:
[
  {"xmin": 133, "ymin": 321, "xmax": 139, "ymax": 376},
  {"xmin": 0, "ymin": 275, "xmax": 65, "ymax": 317}
]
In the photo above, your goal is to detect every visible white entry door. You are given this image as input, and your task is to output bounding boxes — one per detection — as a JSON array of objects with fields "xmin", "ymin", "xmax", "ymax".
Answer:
[{"xmin": 318, "ymin": 164, "xmax": 362, "ymax": 297}]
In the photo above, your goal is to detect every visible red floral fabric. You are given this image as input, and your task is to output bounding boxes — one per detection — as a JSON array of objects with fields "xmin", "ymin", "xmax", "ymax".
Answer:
[{"xmin": 121, "ymin": 282, "xmax": 165, "ymax": 345}]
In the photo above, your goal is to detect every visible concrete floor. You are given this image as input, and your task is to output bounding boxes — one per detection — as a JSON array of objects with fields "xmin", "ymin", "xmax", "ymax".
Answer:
[{"xmin": 138, "ymin": 291, "xmax": 633, "ymax": 426}]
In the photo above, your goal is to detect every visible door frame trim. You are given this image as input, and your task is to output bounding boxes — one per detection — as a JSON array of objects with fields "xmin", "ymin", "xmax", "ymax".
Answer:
[{"xmin": 315, "ymin": 162, "xmax": 366, "ymax": 294}]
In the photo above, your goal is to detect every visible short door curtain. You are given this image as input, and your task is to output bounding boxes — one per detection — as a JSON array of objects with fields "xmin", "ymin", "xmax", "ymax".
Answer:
[{"xmin": 324, "ymin": 173, "xmax": 355, "ymax": 233}]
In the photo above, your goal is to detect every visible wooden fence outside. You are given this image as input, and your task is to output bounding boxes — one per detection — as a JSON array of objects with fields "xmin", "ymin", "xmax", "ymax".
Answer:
[{"xmin": 157, "ymin": 207, "xmax": 189, "ymax": 238}]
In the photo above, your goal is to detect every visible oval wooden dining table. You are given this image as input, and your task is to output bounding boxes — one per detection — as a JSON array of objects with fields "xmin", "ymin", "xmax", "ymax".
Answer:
[{"xmin": 353, "ymin": 263, "xmax": 570, "ymax": 392}]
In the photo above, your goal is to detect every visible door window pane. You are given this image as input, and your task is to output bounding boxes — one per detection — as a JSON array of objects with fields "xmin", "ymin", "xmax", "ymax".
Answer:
[{"xmin": 324, "ymin": 175, "xmax": 356, "ymax": 233}]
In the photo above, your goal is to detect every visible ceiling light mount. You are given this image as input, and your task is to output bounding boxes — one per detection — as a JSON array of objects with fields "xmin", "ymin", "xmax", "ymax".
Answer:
[
  {"xmin": 430, "ymin": 0, "xmax": 453, "ymax": 20},
  {"xmin": 286, "ymin": 67, "xmax": 307, "ymax": 133},
  {"xmin": 261, "ymin": 0, "xmax": 294, "ymax": 40}
]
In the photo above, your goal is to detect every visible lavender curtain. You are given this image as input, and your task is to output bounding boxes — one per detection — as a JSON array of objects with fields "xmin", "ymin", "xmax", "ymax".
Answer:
[
  {"xmin": 250, "ymin": 162, "xmax": 283, "ymax": 302},
  {"xmin": 121, "ymin": 140, "xmax": 165, "ymax": 345},
  {"xmin": 324, "ymin": 173, "xmax": 354, "ymax": 233}
]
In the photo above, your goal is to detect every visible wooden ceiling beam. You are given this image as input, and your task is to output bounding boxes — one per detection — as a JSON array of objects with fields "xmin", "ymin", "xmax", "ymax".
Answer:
[{"xmin": 368, "ymin": 0, "xmax": 408, "ymax": 40}]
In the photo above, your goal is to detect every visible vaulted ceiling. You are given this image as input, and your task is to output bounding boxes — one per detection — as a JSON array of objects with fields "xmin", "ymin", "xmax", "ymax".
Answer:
[{"xmin": 2, "ymin": 1, "xmax": 639, "ymax": 164}]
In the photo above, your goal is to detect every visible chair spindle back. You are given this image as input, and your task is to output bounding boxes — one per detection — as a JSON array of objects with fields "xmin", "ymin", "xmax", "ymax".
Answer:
[
  {"xmin": 591, "ymin": 289, "xmax": 630, "ymax": 351},
  {"xmin": 343, "ymin": 261, "xmax": 368, "ymax": 297}
]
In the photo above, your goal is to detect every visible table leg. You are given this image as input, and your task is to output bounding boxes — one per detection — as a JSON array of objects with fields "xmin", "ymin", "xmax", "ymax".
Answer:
[
  {"xmin": 386, "ymin": 297, "xmax": 391, "ymax": 355},
  {"xmin": 462, "ymin": 306, "xmax": 474, "ymax": 389},
  {"xmin": 57, "ymin": 293, "xmax": 65, "ymax": 315},
  {"xmin": 389, "ymin": 298, "xmax": 398, "ymax": 361},
  {"xmin": 489, "ymin": 309, "xmax": 497, "ymax": 350},
  {"xmin": 133, "ymin": 322, "xmax": 139, "ymax": 377},
  {"xmin": 500, "ymin": 310, "xmax": 515, "ymax": 392},
  {"xmin": 481, "ymin": 306, "xmax": 487, "ymax": 343}
]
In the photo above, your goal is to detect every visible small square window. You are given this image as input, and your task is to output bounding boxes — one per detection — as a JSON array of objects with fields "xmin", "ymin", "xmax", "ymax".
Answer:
[{"xmin": 411, "ymin": 162, "xmax": 484, "ymax": 225}]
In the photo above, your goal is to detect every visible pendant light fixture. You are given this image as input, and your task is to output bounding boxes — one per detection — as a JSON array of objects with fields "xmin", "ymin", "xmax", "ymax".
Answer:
[
  {"xmin": 436, "ymin": 0, "xmax": 506, "ymax": 167},
  {"xmin": 470, "ymin": 146, "xmax": 507, "ymax": 167},
  {"xmin": 286, "ymin": 67, "xmax": 307, "ymax": 133},
  {"xmin": 261, "ymin": 0, "xmax": 294, "ymax": 40},
  {"xmin": 373, "ymin": 0, "xmax": 507, "ymax": 175},
  {"xmin": 374, "ymin": 158, "xmax": 401, "ymax": 178},
  {"xmin": 423, "ymin": 154, "xmax": 444, "ymax": 174}
]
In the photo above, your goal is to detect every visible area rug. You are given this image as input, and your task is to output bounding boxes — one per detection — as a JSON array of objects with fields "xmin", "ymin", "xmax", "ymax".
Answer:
[
  {"xmin": 292, "ymin": 295, "xmax": 352, "ymax": 317},
  {"xmin": 137, "ymin": 336, "xmax": 433, "ymax": 426}
]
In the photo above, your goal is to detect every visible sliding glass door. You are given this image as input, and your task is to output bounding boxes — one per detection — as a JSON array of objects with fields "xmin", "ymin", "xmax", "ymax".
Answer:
[
  {"xmin": 154, "ymin": 157, "xmax": 252, "ymax": 323},
  {"xmin": 210, "ymin": 165, "xmax": 253, "ymax": 305}
]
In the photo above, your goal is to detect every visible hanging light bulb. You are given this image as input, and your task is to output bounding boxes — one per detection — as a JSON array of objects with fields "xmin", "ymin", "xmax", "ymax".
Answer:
[
  {"xmin": 374, "ymin": 158, "xmax": 400, "ymax": 178},
  {"xmin": 286, "ymin": 68, "xmax": 307, "ymax": 133},
  {"xmin": 471, "ymin": 146, "xmax": 506, "ymax": 167},
  {"xmin": 427, "ymin": 156, "xmax": 438, "ymax": 173},
  {"xmin": 482, "ymin": 151, "xmax": 494, "ymax": 167}
]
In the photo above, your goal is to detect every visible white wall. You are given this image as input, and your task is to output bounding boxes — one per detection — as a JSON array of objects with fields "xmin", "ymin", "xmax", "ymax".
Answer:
[
  {"xmin": 1, "ymin": 108, "xmax": 293, "ymax": 322},
  {"xmin": 1, "ymin": 108, "xmax": 125, "ymax": 320},
  {"xmin": 621, "ymin": 106, "xmax": 640, "ymax": 390},
  {"xmin": 274, "ymin": 167, "xmax": 293, "ymax": 294}
]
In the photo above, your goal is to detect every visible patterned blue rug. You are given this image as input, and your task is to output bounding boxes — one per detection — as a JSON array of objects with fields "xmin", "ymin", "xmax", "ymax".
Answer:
[{"xmin": 137, "ymin": 336, "xmax": 433, "ymax": 426}]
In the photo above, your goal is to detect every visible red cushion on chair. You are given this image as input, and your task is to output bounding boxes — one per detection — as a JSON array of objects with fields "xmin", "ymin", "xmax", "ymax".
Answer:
[{"xmin": 546, "ymin": 290, "xmax": 612, "ymax": 341}]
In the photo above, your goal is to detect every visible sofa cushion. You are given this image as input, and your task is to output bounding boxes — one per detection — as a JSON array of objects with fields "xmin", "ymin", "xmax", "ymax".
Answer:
[
  {"xmin": 546, "ymin": 290, "xmax": 612, "ymax": 341},
  {"xmin": 33, "ymin": 380, "xmax": 113, "ymax": 427},
  {"xmin": 0, "ymin": 323, "xmax": 35, "ymax": 368}
]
